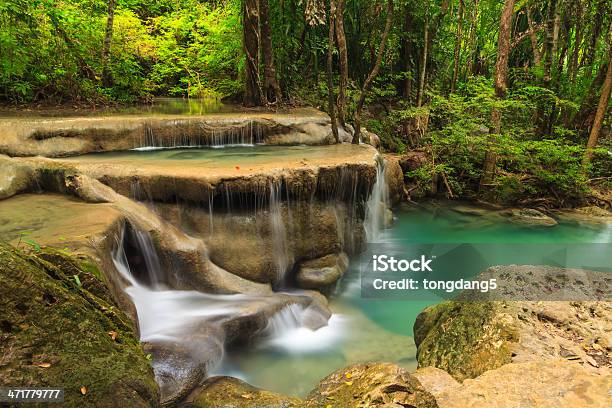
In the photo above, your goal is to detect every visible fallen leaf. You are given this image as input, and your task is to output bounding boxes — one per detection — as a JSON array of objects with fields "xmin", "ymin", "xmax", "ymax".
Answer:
[
  {"xmin": 34, "ymin": 362, "xmax": 51, "ymax": 368},
  {"xmin": 345, "ymin": 373, "xmax": 352, "ymax": 379},
  {"xmin": 326, "ymin": 405, "xmax": 332, "ymax": 408},
  {"xmin": 585, "ymin": 355, "xmax": 599, "ymax": 367},
  {"xmin": 80, "ymin": 386, "xmax": 87, "ymax": 395},
  {"xmin": 344, "ymin": 381, "xmax": 353, "ymax": 386},
  {"xmin": 108, "ymin": 331, "xmax": 118, "ymax": 341},
  {"xmin": 235, "ymin": 166, "xmax": 240, "ymax": 170}
]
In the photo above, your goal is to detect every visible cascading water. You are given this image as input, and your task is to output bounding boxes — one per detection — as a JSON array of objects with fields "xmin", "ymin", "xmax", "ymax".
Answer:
[
  {"xmin": 134, "ymin": 120, "xmax": 264, "ymax": 150},
  {"xmin": 269, "ymin": 178, "xmax": 289, "ymax": 284},
  {"xmin": 364, "ymin": 156, "xmax": 390, "ymax": 241}
]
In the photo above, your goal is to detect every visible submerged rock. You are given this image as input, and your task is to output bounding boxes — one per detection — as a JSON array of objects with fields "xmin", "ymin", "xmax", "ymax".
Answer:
[
  {"xmin": 187, "ymin": 376, "xmax": 301, "ymax": 408},
  {"xmin": 296, "ymin": 252, "xmax": 349, "ymax": 291},
  {"xmin": 0, "ymin": 243, "xmax": 159, "ymax": 407},
  {"xmin": 304, "ymin": 362, "xmax": 438, "ymax": 408},
  {"xmin": 506, "ymin": 208, "xmax": 557, "ymax": 226}
]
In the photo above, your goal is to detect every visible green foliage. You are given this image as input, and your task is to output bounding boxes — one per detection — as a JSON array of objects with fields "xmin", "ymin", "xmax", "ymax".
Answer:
[{"xmin": 0, "ymin": 0, "xmax": 243, "ymax": 102}]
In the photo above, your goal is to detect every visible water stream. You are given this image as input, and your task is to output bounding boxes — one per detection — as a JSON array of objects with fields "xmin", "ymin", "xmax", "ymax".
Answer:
[{"xmin": 99, "ymin": 146, "xmax": 610, "ymax": 398}]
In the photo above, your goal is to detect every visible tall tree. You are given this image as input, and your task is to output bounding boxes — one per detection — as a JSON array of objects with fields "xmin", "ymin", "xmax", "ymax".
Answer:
[
  {"xmin": 450, "ymin": 0, "xmax": 464, "ymax": 93},
  {"xmin": 465, "ymin": 0, "xmax": 480, "ymax": 78},
  {"xmin": 353, "ymin": 0, "xmax": 394, "ymax": 143},
  {"xmin": 481, "ymin": 0, "xmax": 515, "ymax": 188},
  {"xmin": 416, "ymin": 0, "xmax": 450, "ymax": 106},
  {"xmin": 101, "ymin": 0, "xmax": 116, "ymax": 87},
  {"xmin": 327, "ymin": 0, "xmax": 339, "ymax": 142},
  {"xmin": 526, "ymin": 4, "xmax": 541, "ymax": 66},
  {"xmin": 243, "ymin": 0, "xmax": 262, "ymax": 106},
  {"xmin": 260, "ymin": 0, "xmax": 282, "ymax": 103},
  {"xmin": 335, "ymin": 0, "xmax": 349, "ymax": 127},
  {"xmin": 569, "ymin": 0, "xmax": 583, "ymax": 82},
  {"xmin": 584, "ymin": 48, "xmax": 612, "ymax": 164}
]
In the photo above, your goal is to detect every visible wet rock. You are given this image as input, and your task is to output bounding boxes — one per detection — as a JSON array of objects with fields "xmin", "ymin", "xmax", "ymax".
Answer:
[
  {"xmin": 304, "ymin": 363, "xmax": 438, "ymax": 408},
  {"xmin": 296, "ymin": 252, "xmax": 349, "ymax": 291},
  {"xmin": 554, "ymin": 206, "xmax": 612, "ymax": 224},
  {"xmin": 507, "ymin": 208, "xmax": 557, "ymax": 226},
  {"xmin": 0, "ymin": 243, "xmax": 159, "ymax": 407},
  {"xmin": 0, "ymin": 109, "xmax": 337, "ymax": 157},
  {"xmin": 157, "ymin": 201, "xmax": 359, "ymax": 286},
  {"xmin": 384, "ymin": 155, "xmax": 406, "ymax": 205},
  {"xmin": 0, "ymin": 155, "xmax": 34, "ymax": 200},
  {"xmin": 188, "ymin": 376, "xmax": 301, "ymax": 408}
]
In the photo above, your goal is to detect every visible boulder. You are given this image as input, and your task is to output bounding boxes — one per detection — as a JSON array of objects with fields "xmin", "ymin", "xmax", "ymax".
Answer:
[
  {"xmin": 414, "ymin": 266, "xmax": 611, "ymax": 381},
  {"xmin": 296, "ymin": 252, "xmax": 349, "ymax": 291},
  {"xmin": 0, "ymin": 243, "xmax": 159, "ymax": 407},
  {"xmin": 304, "ymin": 363, "xmax": 438, "ymax": 408},
  {"xmin": 418, "ymin": 360, "xmax": 611, "ymax": 408},
  {"xmin": 506, "ymin": 208, "xmax": 557, "ymax": 227},
  {"xmin": 384, "ymin": 155, "xmax": 406, "ymax": 205},
  {"xmin": 188, "ymin": 376, "xmax": 301, "ymax": 408},
  {"xmin": 0, "ymin": 154, "xmax": 34, "ymax": 200}
]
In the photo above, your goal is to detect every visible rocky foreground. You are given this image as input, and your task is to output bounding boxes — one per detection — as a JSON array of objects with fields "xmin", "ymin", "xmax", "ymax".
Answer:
[{"xmin": 2, "ymin": 242, "xmax": 609, "ymax": 407}]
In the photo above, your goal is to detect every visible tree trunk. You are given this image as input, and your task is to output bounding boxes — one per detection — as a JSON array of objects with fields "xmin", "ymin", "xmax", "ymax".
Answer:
[
  {"xmin": 584, "ymin": 50, "xmax": 612, "ymax": 164},
  {"xmin": 450, "ymin": 0, "xmax": 464, "ymax": 93},
  {"xmin": 402, "ymin": 7, "xmax": 414, "ymax": 98},
  {"xmin": 416, "ymin": 17, "xmax": 429, "ymax": 107},
  {"xmin": 573, "ymin": 59, "xmax": 609, "ymax": 131},
  {"xmin": 335, "ymin": 0, "xmax": 349, "ymax": 127},
  {"xmin": 101, "ymin": 0, "xmax": 116, "ymax": 87},
  {"xmin": 465, "ymin": 0, "xmax": 480, "ymax": 79},
  {"xmin": 569, "ymin": 0, "xmax": 582, "ymax": 82},
  {"xmin": 417, "ymin": 0, "xmax": 449, "ymax": 106},
  {"xmin": 327, "ymin": 0, "xmax": 339, "ymax": 143},
  {"xmin": 526, "ymin": 5, "xmax": 541, "ymax": 66},
  {"xmin": 543, "ymin": 0, "xmax": 557, "ymax": 86},
  {"xmin": 260, "ymin": 0, "xmax": 282, "ymax": 103},
  {"xmin": 243, "ymin": 0, "xmax": 263, "ymax": 107},
  {"xmin": 581, "ymin": 0, "xmax": 605, "ymax": 77},
  {"xmin": 481, "ymin": 0, "xmax": 515, "ymax": 189},
  {"xmin": 353, "ymin": 0, "xmax": 394, "ymax": 143}
]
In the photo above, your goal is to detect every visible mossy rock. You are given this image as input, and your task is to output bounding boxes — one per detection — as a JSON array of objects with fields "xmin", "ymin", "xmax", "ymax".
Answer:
[
  {"xmin": 188, "ymin": 376, "xmax": 301, "ymax": 408},
  {"xmin": 0, "ymin": 243, "xmax": 159, "ymax": 407},
  {"xmin": 413, "ymin": 301, "xmax": 518, "ymax": 381},
  {"xmin": 304, "ymin": 363, "xmax": 438, "ymax": 408}
]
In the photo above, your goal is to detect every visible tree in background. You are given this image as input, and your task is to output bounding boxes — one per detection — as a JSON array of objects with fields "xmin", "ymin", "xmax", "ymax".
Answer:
[{"xmin": 101, "ymin": 0, "xmax": 117, "ymax": 87}]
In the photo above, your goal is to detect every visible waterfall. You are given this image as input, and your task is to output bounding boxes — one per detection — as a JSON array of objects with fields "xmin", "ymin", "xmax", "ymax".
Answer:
[
  {"xmin": 269, "ymin": 178, "xmax": 289, "ymax": 283},
  {"xmin": 263, "ymin": 304, "xmax": 305, "ymax": 337},
  {"xmin": 364, "ymin": 157, "xmax": 390, "ymax": 242},
  {"xmin": 113, "ymin": 224, "xmax": 166, "ymax": 288}
]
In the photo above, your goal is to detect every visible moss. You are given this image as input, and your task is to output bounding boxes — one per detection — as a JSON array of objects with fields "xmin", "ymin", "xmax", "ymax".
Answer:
[
  {"xmin": 413, "ymin": 301, "xmax": 518, "ymax": 381},
  {"xmin": 0, "ymin": 243, "xmax": 159, "ymax": 407},
  {"xmin": 191, "ymin": 377, "xmax": 301, "ymax": 408}
]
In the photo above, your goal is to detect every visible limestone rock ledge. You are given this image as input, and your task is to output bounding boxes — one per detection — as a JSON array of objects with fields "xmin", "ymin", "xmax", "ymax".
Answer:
[{"xmin": 0, "ymin": 108, "xmax": 343, "ymax": 157}]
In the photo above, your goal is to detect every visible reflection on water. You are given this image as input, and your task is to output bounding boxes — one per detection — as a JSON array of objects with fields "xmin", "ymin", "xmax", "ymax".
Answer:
[
  {"xmin": 0, "ymin": 97, "xmax": 227, "ymax": 118},
  {"xmin": 214, "ymin": 202, "xmax": 611, "ymax": 397}
]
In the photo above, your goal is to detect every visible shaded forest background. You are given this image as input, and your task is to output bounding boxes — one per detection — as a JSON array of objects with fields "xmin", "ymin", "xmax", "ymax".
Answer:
[{"xmin": 0, "ymin": 0, "xmax": 610, "ymax": 206}]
